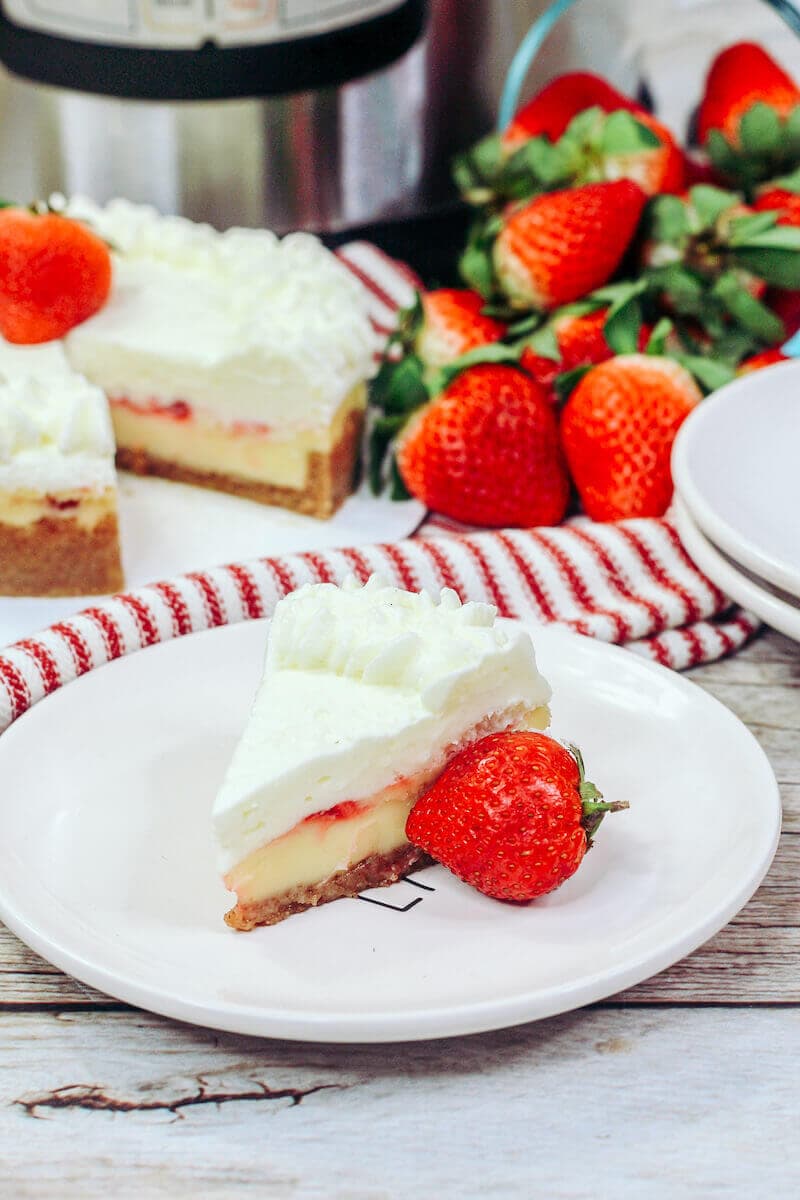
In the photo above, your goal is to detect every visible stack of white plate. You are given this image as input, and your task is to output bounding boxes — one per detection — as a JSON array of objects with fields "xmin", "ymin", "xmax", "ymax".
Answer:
[{"xmin": 671, "ymin": 359, "xmax": 800, "ymax": 643}]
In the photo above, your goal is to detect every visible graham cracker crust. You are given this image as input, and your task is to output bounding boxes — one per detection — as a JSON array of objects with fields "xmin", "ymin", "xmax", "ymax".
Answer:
[
  {"xmin": 0, "ymin": 513, "xmax": 124, "ymax": 597},
  {"xmin": 224, "ymin": 844, "xmax": 430, "ymax": 930},
  {"xmin": 116, "ymin": 409, "xmax": 364, "ymax": 520}
]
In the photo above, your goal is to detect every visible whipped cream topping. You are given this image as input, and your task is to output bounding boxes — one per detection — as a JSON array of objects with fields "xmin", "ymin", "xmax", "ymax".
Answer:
[
  {"xmin": 269, "ymin": 575, "xmax": 523, "ymax": 711},
  {"xmin": 213, "ymin": 577, "xmax": 552, "ymax": 872},
  {"xmin": 62, "ymin": 196, "xmax": 380, "ymax": 431},
  {"xmin": 0, "ymin": 339, "xmax": 115, "ymax": 493}
]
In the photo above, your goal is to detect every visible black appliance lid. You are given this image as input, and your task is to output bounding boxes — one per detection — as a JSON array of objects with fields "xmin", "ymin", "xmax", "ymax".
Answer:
[{"xmin": 0, "ymin": 0, "xmax": 426, "ymax": 101}]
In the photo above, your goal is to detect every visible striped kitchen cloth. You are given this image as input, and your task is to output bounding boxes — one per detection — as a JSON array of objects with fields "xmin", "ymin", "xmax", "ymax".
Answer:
[
  {"xmin": 0, "ymin": 517, "xmax": 758, "ymax": 735},
  {"xmin": 0, "ymin": 242, "xmax": 759, "ymax": 734}
]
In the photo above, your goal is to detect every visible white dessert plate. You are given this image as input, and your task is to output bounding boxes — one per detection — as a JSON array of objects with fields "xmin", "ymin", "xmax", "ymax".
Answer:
[
  {"xmin": 0, "ymin": 619, "xmax": 780, "ymax": 1042},
  {"xmin": 0, "ymin": 475, "xmax": 425, "ymax": 646},
  {"xmin": 674, "ymin": 498, "xmax": 800, "ymax": 643},
  {"xmin": 671, "ymin": 360, "xmax": 800, "ymax": 598}
]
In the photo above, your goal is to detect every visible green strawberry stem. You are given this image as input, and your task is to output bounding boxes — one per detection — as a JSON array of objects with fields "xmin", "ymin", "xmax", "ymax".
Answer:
[{"xmin": 569, "ymin": 743, "xmax": 629, "ymax": 842}]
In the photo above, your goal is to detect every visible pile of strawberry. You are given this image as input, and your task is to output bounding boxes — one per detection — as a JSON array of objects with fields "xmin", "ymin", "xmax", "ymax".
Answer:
[{"xmin": 370, "ymin": 43, "xmax": 800, "ymax": 527}]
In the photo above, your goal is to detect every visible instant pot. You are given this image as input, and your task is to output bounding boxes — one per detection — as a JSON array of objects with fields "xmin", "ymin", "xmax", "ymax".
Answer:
[{"xmin": 0, "ymin": 1, "xmax": 555, "ymax": 236}]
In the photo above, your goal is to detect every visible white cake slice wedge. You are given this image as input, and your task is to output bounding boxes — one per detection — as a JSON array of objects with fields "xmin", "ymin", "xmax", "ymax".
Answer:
[{"xmin": 214, "ymin": 576, "xmax": 552, "ymax": 929}]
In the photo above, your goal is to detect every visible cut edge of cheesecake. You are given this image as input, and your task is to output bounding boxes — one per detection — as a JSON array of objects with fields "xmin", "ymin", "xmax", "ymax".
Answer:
[{"xmin": 223, "ymin": 701, "xmax": 550, "ymax": 930}]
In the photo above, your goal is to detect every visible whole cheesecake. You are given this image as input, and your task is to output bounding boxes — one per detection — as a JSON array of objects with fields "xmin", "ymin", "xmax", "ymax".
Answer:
[{"xmin": 214, "ymin": 576, "xmax": 552, "ymax": 929}]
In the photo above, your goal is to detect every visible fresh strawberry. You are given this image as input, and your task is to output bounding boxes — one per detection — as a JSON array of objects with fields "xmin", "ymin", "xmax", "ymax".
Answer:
[
  {"xmin": 698, "ymin": 43, "xmax": 800, "ymax": 146},
  {"xmin": 501, "ymin": 72, "xmax": 644, "ymax": 151},
  {"xmin": 561, "ymin": 354, "xmax": 702, "ymax": 521},
  {"xmin": 737, "ymin": 347, "xmax": 791, "ymax": 374},
  {"xmin": 754, "ymin": 170, "xmax": 800, "ymax": 228},
  {"xmin": 641, "ymin": 185, "xmax": 800, "ymax": 352},
  {"xmin": 0, "ymin": 207, "xmax": 112, "ymax": 344},
  {"xmin": 406, "ymin": 732, "xmax": 625, "ymax": 903},
  {"xmin": 490, "ymin": 181, "xmax": 647, "ymax": 310},
  {"xmin": 457, "ymin": 105, "xmax": 682, "ymax": 210},
  {"xmin": 416, "ymin": 288, "xmax": 506, "ymax": 368},
  {"xmin": 521, "ymin": 307, "xmax": 651, "ymax": 398},
  {"xmin": 600, "ymin": 110, "xmax": 685, "ymax": 196},
  {"xmin": 767, "ymin": 286, "xmax": 800, "ymax": 335},
  {"xmin": 397, "ymin": 363, "xmax": 570, "ymax": 527},
  {"xmin": 697, "ymin": 43, "xmax": 800, "ymax": 188}
]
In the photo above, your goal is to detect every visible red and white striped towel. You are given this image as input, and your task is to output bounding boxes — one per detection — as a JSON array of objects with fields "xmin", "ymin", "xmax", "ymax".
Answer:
[{"xmin": 0, "ymin": 243, "xmax": 758, "ymax": 735}]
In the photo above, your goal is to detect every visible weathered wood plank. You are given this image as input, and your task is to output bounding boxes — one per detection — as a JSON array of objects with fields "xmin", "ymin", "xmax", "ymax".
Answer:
[{"xmin": 1, "ymin": 1007, "xmax": 798, "ymax": 1199}]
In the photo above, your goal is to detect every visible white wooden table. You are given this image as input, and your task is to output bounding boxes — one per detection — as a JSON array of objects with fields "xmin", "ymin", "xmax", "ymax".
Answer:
[{"xmin": 1, "ymin": 630, "xmax": 798, "ymax": 1198}]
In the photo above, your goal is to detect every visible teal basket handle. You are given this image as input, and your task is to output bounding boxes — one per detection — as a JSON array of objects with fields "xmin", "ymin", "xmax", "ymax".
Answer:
[{"xmin": 498, "ymin": 0, "xmax": 800, "ymax": 133}]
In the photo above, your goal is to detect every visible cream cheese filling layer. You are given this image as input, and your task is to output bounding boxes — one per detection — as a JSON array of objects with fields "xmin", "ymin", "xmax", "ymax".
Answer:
[
  {"xmin": 223, "ymin": 701, "xmax": 550, "ymax": 899},
  {"xmin": 111, "ymin": 385, "xmax": 366, "ymax": 490},
  {"xmin": 0, "ymin": 487, "xmax": 117, "ymax": 530}
]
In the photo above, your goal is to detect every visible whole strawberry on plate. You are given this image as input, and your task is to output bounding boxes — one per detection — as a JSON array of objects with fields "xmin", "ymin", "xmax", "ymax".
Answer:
[
  {"xmin": 407, "ymin": 731, "xmax": 626, "ymax": 903},
  {"xmin": 396, "ymin": 362, "xmax": 570, "ymax": 527},
  {"xmin": 561, "ymin": 354, "xmax": 702, "ymax": 521},
  {"xmin": 0, "ymin": 205, "xmax": 112, "ymax": 344},
  {"xmin": 463, "ymin": 179, "xmax": 647, "ymax": 311},
  {"xmin": 697, "ymin": 42, "xmax": 800, "ymax": 190}
]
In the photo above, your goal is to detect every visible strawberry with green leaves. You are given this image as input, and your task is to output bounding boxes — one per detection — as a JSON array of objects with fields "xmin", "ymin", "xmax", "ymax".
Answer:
[
  {"xmin": 394, "ymin": 361, "xmax": 570, "ymax": 527},
  {"xmin": 415, "ymin": 288, "xmax": 507, "ymax": 368},
  {"xmin": 519, "ymin": 303, "xmax": 652, "ymax": 400},
  {"xmin": 463, "ymin": 179, "xmax": 647, "ymax": 311},
  {"xmin": 698, "ymin": 43, "xmax": 800, "ymax": 190},
  {"xmin": 457, "ymin": 103, "xmax": 683, "ymax": 209},
  {"xmin": 754, "ymin": 167, "xmax": 800, "ymax": 228},
  {"xmin": 641, "ymin": 184, "xmax": 800, "ymax": 354},
  {"xmin": 406, "ymin": 732, "xmax": 626, "ymax": 903},
  {"xmin": 561, "ymin": 354, "xmax": 702, "ymax": 522},
  {"xmin": 0, "ymin": 205, "xmax": 111, "ymax": 343},
  {"xmin": 501, "ymin": 71, "xmax": 645, "ymax": 151}
]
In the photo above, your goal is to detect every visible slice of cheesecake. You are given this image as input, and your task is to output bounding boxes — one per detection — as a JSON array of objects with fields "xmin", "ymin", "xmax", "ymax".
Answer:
[
  {"xmin": 0, "ymin": 339, "xmax": 123, "ymax": 597},
  {"xmin": 214, "ymin": 576, "xmax": 552, "ymax": 929},
  {"xmin": 62, "ymin": 198, "xmax": 378, "ymax": 518}
]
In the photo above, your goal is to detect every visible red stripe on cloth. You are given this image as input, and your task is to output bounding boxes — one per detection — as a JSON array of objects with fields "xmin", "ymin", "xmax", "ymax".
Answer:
[
  {"xmin": 50, "ymin": 622, "xmax": 93, "ymax": 677},
  {"xmin": 357, "ymin": 241, "xmax": 425, "ymax": 294},
  {"xmin": 226, "ymin": 563, "xmax": 264, "ymax": 620},
  {"xmin": 297, "ymin": 551, "xmax": 338, "ymax": 585},
  {"xmin": 679, "ymin": 624, "xmax": 707, "ymax": 667},
  {"xmin": 569, "ymin": 525, "xmax": 667, "ymax": 636},
  {"xmin": 378, "ymin": 541, "xmax": 421, "ymax": 592},
  {"xmin": 264, "ymin": 557, "xmax": 298, "ymax": 600},
  {"xmin": 0, "ymin": 657, "xmax": 31, "ymax": 719},
  {"xmin": 335, "ymin": 250, "xmax": 401, "ymax": 315},
  {"xmin": 119, "ymin": 593, "xmax": 160, "ymax": 646},
  {"xmin": 459, "ymin": 536, "xmax": 515, "ymax": 616},
  {"xmin": 338, "ymin": 545, "xmax": 374, "ymax": 583},
  {"xmin": 416, "ymin": 537, "xmax": 466, "ymax": 597},
  {"xmin": 14, "ymin": 638, "xmax": 61, "ymax": 695},
  {"xmin": 83, "ymin": 606, "xmax": 124, "ymax": 661},
  {"xmin": 187, "ymin": 572, "xmax": 225, "ymax": 628},
  {"xmin": 533, "ymin": 530, "xmax": 630, "ymax": 641},
  {"xmin": 662, "ymin": 521, "xmax": 728, "ymax": 610},
  {"xmin": 615, "ymin": 524, "xmax": 703, "ymax": 625},
  {"xmin": 494, "ymin": 531, "xmax": 557, "ymax": 623},
  {"xmin": 153, "ymin": 581, "xmax": 194, "ymax": 637}
]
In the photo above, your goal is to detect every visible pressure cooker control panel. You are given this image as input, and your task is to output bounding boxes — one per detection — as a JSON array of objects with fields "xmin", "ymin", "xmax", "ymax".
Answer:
[{"xmin": 3, "ymin": 0, "xmax": 406, "ymax": 47}]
